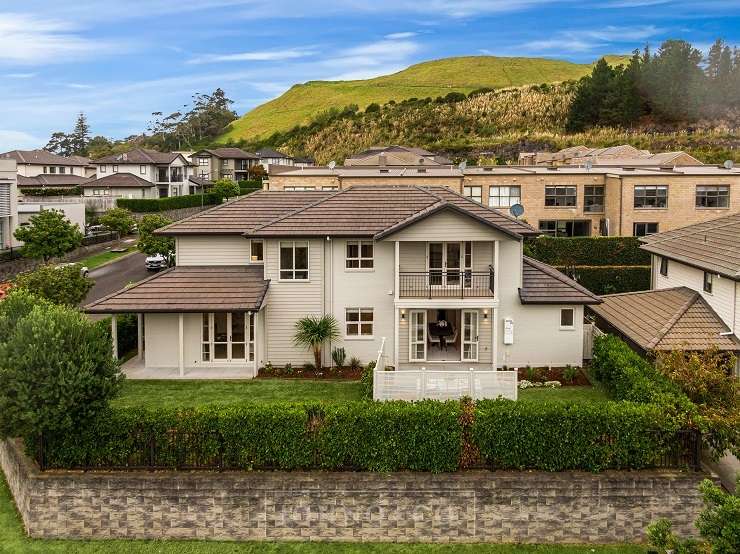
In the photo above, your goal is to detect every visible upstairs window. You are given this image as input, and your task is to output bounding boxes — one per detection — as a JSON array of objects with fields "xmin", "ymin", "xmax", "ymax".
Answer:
[
  {"xmin": 696, "ymin": 185, "xmax": 729, "ymax": 208},
  {"xmin": 284, "ymin": 186, "xmax": 316, "ymax": 191},
  {"xmin": 279, "ymin": 241, "xmax": 308, "ymax": 280},
  {"xmin": 489, "ymin": 185, "xmax": 521, "ymax": 208},
  {"xmin": 703, "ymin": 272, "xmax": 713, "ymax": 294},
  {"xmin": 659, "ymin": 257, "xmax": 668, "ymax": 277},
  {"xmin": 346, "ymin": 240, "xmax": 373, "ymax": 269},
  {"xmin": 560, "ymin": 308, "xmax": 575, "ymax": 329},
  {"xmin": 222, "ymin": 159, "xmax": 230, "ymax": 168},
  {"xmin": 100, "ymin": 165, "xmax": 107, "ymax": 173},
  {"xmin": 48, "ymin": 166, "xmax": 57, "ymax": 174},
  {"xmin": 198, "ymin": 157, "xmax": 209, "ymax": 166},
  {"xmin": 112, "ymin": 165, "xmax": 118, "ymax": 172},
  {"xmin": 545, "ymin": 186, "xmax": 576, "ymax": 207},
  {"xmin": 250, "ymin": 240, "xmax": 263, "ymax": 263},
  {"xmin": 59, "ymin": 167, "xmax": 66, "ymax": 174},
  {"xmin": 463, "ymin": 185, "xmax": 482, "ymax": 204},
  {"xmin": 634, "ymin": 185, "xmax": 667, "ymax": 208},
  {"xmin": 633, "ymin": 222, "xmax": 659, "ymax": 237},
  {"xmin": 140, "ymin": 165, "xmax": 147, "ymax": 174},
  {"xmin": 583, "ymin": 185, "xmax": 604, "ymax": 212}
]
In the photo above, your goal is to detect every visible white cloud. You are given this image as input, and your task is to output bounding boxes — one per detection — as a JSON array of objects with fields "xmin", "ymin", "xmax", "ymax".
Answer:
[
  {"xmin": 0, "ymin": 129, "xmax": 45, "ymax": 151},
  {"xmin": 385, "ymin": 32, "xmax": 417, "ymax": 40},
  {"xmin": 65, "ymin": 83, "xmax": 94, "ymax": 89},
  {"xmin": 4, "ymin": 72, "xmax": 36, "ymax": 79},
  {"xmin": 520, "ymin": 25, "xmax": 665, "ymax": 54},
  {"xmin": 319, "ymin": 39, "xmax": 421, "ymax": 80},
  {"xmin": 187, "ymin": 48, "xmax": 316, "ymax": 64}
]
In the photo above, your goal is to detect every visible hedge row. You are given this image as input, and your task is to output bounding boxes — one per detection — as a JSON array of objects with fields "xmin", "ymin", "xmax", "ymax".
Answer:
[
  {"xmin": 21, "ymin": 186, "xmax": 81, "ymax": 197},
  {"xmin": 526, "ymin": 236, "xmax": 650, "ymax": 266},
  {"xmin": 117, "ymin": 193, "xmax": 221, "ymax": 212},
  {"xmin": 35, "ymin": 398, "xmax": 680, "ymax": 473},
  {"xmin": 560, "ymin": 265, "xmax": 651, "ymax": 295}
]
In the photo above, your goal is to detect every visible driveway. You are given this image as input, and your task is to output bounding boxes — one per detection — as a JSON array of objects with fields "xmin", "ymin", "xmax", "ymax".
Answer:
[{"xmin": 84, "ymin": 252, "xmax": 150, "ymax": 306}]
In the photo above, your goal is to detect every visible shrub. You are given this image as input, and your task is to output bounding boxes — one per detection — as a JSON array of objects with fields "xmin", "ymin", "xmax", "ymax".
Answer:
[
  {"xmin": 21, "ymin": 186, "xmax": 81, "ymax": 196},
  {"xmin": 211, "ymin": 179, "xmax": 240, "ymax": 200},
  {"xmin": 331, "ymin": 347, "xmax": 346, "ymax": 368},
  {"xmin": 14, "ymin": 263, "xmax": 93, "ymax": 306},
  {"xmin": 360, "ymin": 361, "xmax": 375, "ymax": 400},
  {"xmin": 348, "ymin": 356, "xmax": 362, "ymax": 371},
  {"xmin": 118, "ymin": 193, "xmax": 220, "ymax": 213},
  {"xmin": 696, "ymin": 478, "xmax": 740, "ymax": 554},
  {"xmin": 563, "ymin": 364, "xmax": 579, "ymax": 384},
  {"xmin": 137, "ymin": 214, "xmax": 175, "ymax": 255},
  {"xmin": 293, "ymin": 314, "xmax": 340, "ymax": 370},
  {"xmin": 561, "ymin": 265, "xmax": 651, "ymax": 295},
  {"xmin": 0, "ymin": 293, "xmax": 124, "ymax": 440},
  {"xmin": 13, "ymin": 209, "xmax": 83, "ymax": 261},
  {"xmin": 526, "ymin": 236, "xmax": 650, "ymax": 266},
  {"xmin": 474, "ymin": 399, "xmax": 673, "ymax": 471},
  {"xmin": 98, "ymin": 207, "xmax": 136, "ymax": 236}
]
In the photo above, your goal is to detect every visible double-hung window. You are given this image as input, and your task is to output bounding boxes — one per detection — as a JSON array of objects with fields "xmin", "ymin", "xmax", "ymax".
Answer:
[
  {"xmin": 696, "ymin": 185, "xmax": 729, "ymax": 208},
  {"xmin": 583, "ymin": 185, "xmax": 604, "ymax": 212},
  {"xmin": 279, "ymin": 241, "xmax": 308, "ymax": 280},
  {"xmin": 545, "ymin": 186, "xmax": 576, "ymax": 207},
  {"xmin": 634, "ymin": 185, "xmax": 668, "ymax": 208},
  {"xmin": 346, "ymin": 240, "xmax": 373, "ymax": 269},
  {"xmin": 346, "ymin": 308, "xmax": 373, "ymax": 337},
  {"xmin": 488, "ymin": 185, "xmax": 521, "ymax": 208},
  {"xmin": 463, "ymin": 185, "xmax": 482, "ymax": 203}
]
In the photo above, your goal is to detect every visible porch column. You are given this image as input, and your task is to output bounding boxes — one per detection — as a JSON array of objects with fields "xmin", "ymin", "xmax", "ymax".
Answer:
[
  {"xmin": 178, "ymin": 313, "xmax": 184, "ymax": 377},
  {"xmin": 394, "ymin": 308, "xmax": 400, "ymax": 368},
  {"xmin": 492, "ymin": 307, "xmax": 498, "ymax": 370},
  {"xmin": 111, "ymin": 314, "xmax": 118, "ymax": 359},
  {"xmin": 137, "ymin": 313, "xmax": 144, "ymax": 361},
  {"xmin": 494, "ymin": 240, "xmax": 500, "ymax": 293}
]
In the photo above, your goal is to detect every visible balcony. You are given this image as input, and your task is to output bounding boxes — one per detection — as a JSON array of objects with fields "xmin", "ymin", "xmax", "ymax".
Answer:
[{"xmin": 399, "ymin": 268, "xmax": 494, "ymax": 298}]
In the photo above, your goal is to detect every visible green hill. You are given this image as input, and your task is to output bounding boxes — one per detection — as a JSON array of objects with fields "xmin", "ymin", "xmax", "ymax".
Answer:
[{"xmin": 221, "ymin": 55, "xmax": 626, "ymax": 142}]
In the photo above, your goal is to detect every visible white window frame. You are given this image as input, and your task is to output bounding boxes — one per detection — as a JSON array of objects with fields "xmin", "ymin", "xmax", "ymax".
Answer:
[
  {"xmin": 112, "ymin": 165, "xmax": 118, "ymax": 173},
  {"xmin": 559, "ymin": 308, "xmax": 575, "ymax": 330},
  {"xmin": 201, "ymin": 312, "xmax": 255, "ymax": 364},
  {"xmin": 284, "ymin": 186, "xmax": 317, "ymax": 191},
  {"xmin": 345, "ymin": 307, "xmax": 374, "ymax": 339},
  {"xmin": 703, "ymin": 272, "xmax": 713, "ymax": 294},
  {"xmin": 140, "ymin": 165, "xmax": 147, "ymax": 175},
  {"xmin": 463, "ymin": 185, "xmax": 482, "ymax": 203},
  {"xmin": 100, "ymin": 165, "xmax": 107, "ymax": 173},
  {"xmin": 461, "ymin": 309, "xmax": 480, "ymax": 362},
  {"xmin": 345, "ymin": 240, "xmax": 374, "ymax": 271},
  {"xmin": 279, "ymin": 241, "xmax": 309, "ymax": 281},
  {"xmin": 409, "ymin": 309, "xmax": 427, "ymax": 362},
  {"xmin": 198, "ymin": 157, "xmax": 209, "ymax": 166},
  {"xmin": 488, "ymin": 185, "xmax": 521, "ymax": 208},
  {"xmin": 250, "ymin": 240, "xmax": 264, "ymax": 263},
  {"xmin": 59, "ymin": 167, "xmax": 66, "ymax": 174}
]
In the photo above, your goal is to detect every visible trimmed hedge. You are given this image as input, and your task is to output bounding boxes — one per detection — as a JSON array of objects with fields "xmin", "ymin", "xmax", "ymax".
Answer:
[
  {"xmin": 21, "ymin": 186, "xmax": 81, "ymax": 196},
  {"xmin": 560, "ymin": 265, "xmax": 651, "ymax": 295},
  {"xmin": 34, "ymin": 396, "xmax": 683, "ymax": 473},
  {"xmin": 526, "ymin": 236, "xmax": 650, "ymax": 266},
  {"xmin": 117, "ymin": 193, "xmax": 221, "ymax": 213}
]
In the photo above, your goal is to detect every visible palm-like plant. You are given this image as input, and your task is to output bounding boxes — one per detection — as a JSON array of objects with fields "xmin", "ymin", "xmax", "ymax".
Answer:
[{"xmin": 293, "ymin": 314, "xmax": 340, "ymax": 370}]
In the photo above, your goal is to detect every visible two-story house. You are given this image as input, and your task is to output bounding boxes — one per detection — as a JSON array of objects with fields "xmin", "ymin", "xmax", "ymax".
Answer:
[
  {"xmin": 85, "ymin": 185, "xmax": 600, "ymax": 378},
  {"xmin": 85, "ymin": 148, "xmax": 194, "ymax": 199},
  {"xmin": 256, "ymin": 148, "xmax": 294, "ymax": 170},
  {"xmin": 0, "ymin": 159, "xmax": 19, "ymax": 251},
  {"xmin": 190, "ymin": 148, "xmax": 259, "ymax": 181}
]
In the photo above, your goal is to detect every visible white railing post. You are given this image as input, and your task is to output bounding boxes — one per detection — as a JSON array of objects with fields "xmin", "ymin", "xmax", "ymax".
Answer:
[{"xmin": 469, "ymin": 368, "xmax": 475, "ymax": 397}]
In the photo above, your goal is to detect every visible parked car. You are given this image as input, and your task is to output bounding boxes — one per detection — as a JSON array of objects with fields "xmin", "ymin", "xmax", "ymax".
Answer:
[
  {"xmin": 56, "ymin": 262, "xmax": 89, "ymax": 277},
  {"xmin": 145, "ymin": 252, "xmax": 172, "ymax": 271},
  {"xmin": 85, "ymin": 224, "xmax": 107, "ymax": 236}
]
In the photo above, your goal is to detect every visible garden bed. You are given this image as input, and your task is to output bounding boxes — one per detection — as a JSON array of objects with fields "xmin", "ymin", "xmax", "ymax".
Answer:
[
  {"xmin": 515, "ymin": 366, "xmax": 591, "ymax": 386},
  {"xmin": 257, "ymin": 365, "xmax": 363, "ymax": 380}
]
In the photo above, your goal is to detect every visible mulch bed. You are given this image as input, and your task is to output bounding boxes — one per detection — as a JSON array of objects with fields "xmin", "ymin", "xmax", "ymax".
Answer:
[
  {"xmin": 516, "ymin": 366, "xmax": 591, "ymax": 386},
  {"xmin": 257, "ymin": 367, "xmax": 363, "ymax": 380}
]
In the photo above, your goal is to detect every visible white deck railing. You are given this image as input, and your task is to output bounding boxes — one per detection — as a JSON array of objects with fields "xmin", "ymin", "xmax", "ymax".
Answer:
[{"xmin": 373, "ymin": 368, "xmax": 518, "ymax": 401}]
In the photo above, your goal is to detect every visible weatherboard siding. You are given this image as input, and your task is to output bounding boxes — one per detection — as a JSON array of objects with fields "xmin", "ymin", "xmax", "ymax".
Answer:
[
  {"xmin": 177, "ymin": 236, "xmax": 251, "ymax": 266},
  {"xmin": 384, "ymin": 211, "xmax": 512, "ymax": 242}
]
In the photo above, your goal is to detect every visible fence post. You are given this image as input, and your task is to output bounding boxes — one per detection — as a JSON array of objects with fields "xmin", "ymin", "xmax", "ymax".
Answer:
[
  {"xmin": 148, "ymin": 434, "xmax": 156, "ymax": 471},
  {"xmin": 37, "ymin": 432, "xmax": 45, "ymax": 471},
  {"xmin": 692, "ymin": 430, "xmax": 702, "ymax": 471}
]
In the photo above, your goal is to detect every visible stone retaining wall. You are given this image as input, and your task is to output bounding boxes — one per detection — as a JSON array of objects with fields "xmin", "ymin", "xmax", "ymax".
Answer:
[{"xmin": 0, "ymin": 439, "xmax": 708, "ymax": 543}]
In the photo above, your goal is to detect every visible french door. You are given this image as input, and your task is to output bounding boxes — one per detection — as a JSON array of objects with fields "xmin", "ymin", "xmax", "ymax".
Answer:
[
  {"xmin": 462, "ymin": 309, "xmax": 479, "ymax": 362},
  {"xmin": 409, "ymin": 310, "xmax": 427, "ymax": 362},
  {"xmin": 428, "ymin": 242, "xmax": 471, "ymax": 287},
  {"xmin": 202, "ymin": 312, "xmax": 255, "ymax": 363}
]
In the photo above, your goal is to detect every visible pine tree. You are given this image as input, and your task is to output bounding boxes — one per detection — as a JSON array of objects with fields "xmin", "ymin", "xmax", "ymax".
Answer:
[{"xmin": 70, "ymin": 112, "xmax": 90, "ymax": 156}]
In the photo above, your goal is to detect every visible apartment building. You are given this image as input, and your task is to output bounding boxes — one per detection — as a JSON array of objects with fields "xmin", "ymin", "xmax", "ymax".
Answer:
[
  {"xmin": 190, "ymin": 148, "xmax": 259, "ymax": 181},
  {"xmin": 0, "ymin": 159, "xmax": 19, "ymax": 251},
  {"xmin": 345, "ymin": 145, "xmax": 452, "ymax": 166},
  {"xmin": 518, "ymin": 144, "xmax": 702, "ymax": 167},
  {"xmin": 256, "ymin": 148, "xmax": 294, "ymax": 170},
  {"xmin": 0, "ymin": 149, "xmax": 92, "ymax": 178},
  {"xmin": 267, "ymin": 163, "xmax": 740, "ymax": 237},
  {"xmin": 85, "ymin": 185, "xmax": 599, "ymax": 378},
  {"xmin": 87, "ymin": 148, "xmax": 195, "ymax": 199}
]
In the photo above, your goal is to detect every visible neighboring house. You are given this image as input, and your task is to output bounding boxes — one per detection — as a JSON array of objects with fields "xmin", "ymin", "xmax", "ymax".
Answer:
[
  {"xmin": 640, "ymin": 213, "xmax": 740, "ymax": 338},
  {"xmin": 90, "ymin": 148, "xmax": 194, "ymax": 198},
  {"xmin": 17, "ymin": 174, "xmax": 91, "ymax": 193},
  {"xmin": 190, "ymin": 148, "xmax": 259, "ymax": 182},
  {"xmin": 344, "ymin": 145, "xmax": 452, "ymax": 166},
  {"xmin": 0, "ymin": 159, "xmax": 19, "ymax": 251},
  {"xmin": 0, "ymin": 149, "xmax": 91, "ymax": 178},
  {"xmin": 16, "ymin": 198, "xmax": 86, "ymax": 233},
  {"xmin": 79, "ymin": 173, "xmax": 156, "ymax": 200},
  {"xmin": 293, "ymin": 157, "xmax": 315, "ymax": 168},
  {"xmin": 268, "ymin": 162, "xmax": 740, "ymax": 237},
  {"xmin": 84, "ymin": 185, "xmax": 600, "ymax": 378},
  {"xmin": 519, "ymin": 145, "xmax": 703, "ymax": 167},
  {"xmin": 256, "ymin": 148, "xmax": 294, "ymax": 170}
]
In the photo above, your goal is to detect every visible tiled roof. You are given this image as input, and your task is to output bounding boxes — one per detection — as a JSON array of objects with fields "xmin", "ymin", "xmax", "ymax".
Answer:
[
  {"xmin": 640, "ymin": 212, "xmax": 740, "ymax": 280},
  {"xmin": 256, "ymin": 148, "xmax": 291, "ymax": 159},
  {"xmin": 93, "ymin": 148, "xmax": 182, "ymax": 165},
  {"xmin": 0, "ymin": 149, "xmax": 88, "ymax": 166},
  {"xmin": 193, "ymin": 148, "xmax": 258, "ymax": 159},
  {"xmin": 519, "ymin": 256, "xmax": 602, "ymax": 305},
  {"xmin": 587, "ymin": 287, "xmax": 740, "ymax": 351},
  {"xmin": 84, "ymin": 266, "xmax": 269, "ymax": 313},
  {"xmin": 79, "ymin": 173, "xmax": 154, "ymax": 188},
  {"xmin": 18, "ymin": 174, "xmax": 90, "ymax": 187},
  {"xmin": 245, "ymin": 185, "xmax": 536, "ymax": 239},
  {"xmin": 157, "ymin": 191, "xmax": 331, "ymax": 235}
]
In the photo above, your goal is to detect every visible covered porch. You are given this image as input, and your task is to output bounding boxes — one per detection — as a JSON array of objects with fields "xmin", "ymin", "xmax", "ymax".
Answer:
[{"xmin": 84, "ymin": 265, "xmax": 269, "ymax": 379}]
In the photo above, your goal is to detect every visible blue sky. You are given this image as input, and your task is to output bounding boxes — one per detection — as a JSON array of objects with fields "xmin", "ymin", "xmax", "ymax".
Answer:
[{"xmin": 1, "ymin": 0, "xmax": 738, "ymax": 151}]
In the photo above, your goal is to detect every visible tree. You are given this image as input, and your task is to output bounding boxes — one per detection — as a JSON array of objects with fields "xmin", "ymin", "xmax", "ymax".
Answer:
[
  {"xmin": 293, "ymin": 314, "xmax": 340, "ymax": 370},
  {"xmin": 211, "ymin": 179, "xmax": 240, "ymax": 200},
  {"xmin": 14, "ymin": 264, "xmax": 93, "ymax": 306},
  {"xmin": 697, "ymin": 478, "xmax": 740, "ymax": 554},
  {"xmin": 137, "ymin": 214, "xmax": 175, "ymax": 255},
  {"xmin": 99, "ymin": 207, "xmax": 136, "ymax": 236},
  {"xmin": 14, "ymin": 209, "xmax": 83, "ymax": 261},
  {"xmin": 249, "ymin": 164, "xmax": 266, "ymax": 179},
  {"xmin": 43, "ymin": 131, "xmax": 74, "ymax": 157},
  {"xmin": 87, "ymin": 135, "xmax": 114, "ymax": 159},
  {"xmin": 0, "ymin": 290, "xmax": 124, "ymax": 439},
  {"xmin": 43, "ymin": 112, "xmax": 91, "ymax": 156}
]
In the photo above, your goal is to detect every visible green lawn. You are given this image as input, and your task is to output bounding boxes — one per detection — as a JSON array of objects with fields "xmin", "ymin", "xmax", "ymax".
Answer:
[
  {"xmin": 113, "ymin": 380, "xmax": 606, "ymax": 409},
  {"xmin": 0, "ymin": 471, "xmax": 642, "ymax": 554},
  {"xmin": 79, "ymin": 249, "xmax": 133, "ymax": 269}
]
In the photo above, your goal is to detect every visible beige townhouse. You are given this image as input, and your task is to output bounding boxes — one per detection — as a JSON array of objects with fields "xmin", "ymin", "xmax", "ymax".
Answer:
[{"xmin": 190, "ymin": 148, "xmax": 259, "ymax": 181}]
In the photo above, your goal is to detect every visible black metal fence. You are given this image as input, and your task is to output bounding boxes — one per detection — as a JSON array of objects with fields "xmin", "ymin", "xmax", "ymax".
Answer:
[
  {"xmin": 82, "ymin": 231, "xmax": 119, "ymax": 246},
  {"xmin": 35, "ymin": 428, "xmax": 702, "ymax": 473},
  {"xmin": 399, "ymin": 268, "xmax": 495, "ymax": 298}
]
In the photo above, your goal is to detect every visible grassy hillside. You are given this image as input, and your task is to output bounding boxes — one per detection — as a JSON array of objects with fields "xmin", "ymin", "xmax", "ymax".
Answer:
[{"xmin": 221, "ymin": 56, "xmax": 622, "ymax": 142}]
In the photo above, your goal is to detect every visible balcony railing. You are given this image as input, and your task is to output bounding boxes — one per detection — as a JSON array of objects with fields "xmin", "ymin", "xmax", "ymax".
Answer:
[{"xmin": 399, "ymin": 267, "xmax": 494, "ymax": 298}]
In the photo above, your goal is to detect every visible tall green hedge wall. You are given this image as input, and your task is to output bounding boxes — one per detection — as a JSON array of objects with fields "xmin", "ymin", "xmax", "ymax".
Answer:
[
  {"xmin": 117, "ymin": 193, "xmax": 221, "ymax": 212},
  {"xmin": 559, "ymin": 265, "xmax": 651, "ymax": 295},
  {"xmin": 526, "ymin": 236, "xmax": 650, "ymax": 266}
]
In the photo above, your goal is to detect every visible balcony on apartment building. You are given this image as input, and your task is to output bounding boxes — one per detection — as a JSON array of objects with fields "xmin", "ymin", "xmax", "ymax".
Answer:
[
  {"xmin": 156, "ymin": 166, "xmax": 184, "ymax": 183},
  {"xmin": 399, "ymin": 268, "xmax": 495, "ymax": 298}
]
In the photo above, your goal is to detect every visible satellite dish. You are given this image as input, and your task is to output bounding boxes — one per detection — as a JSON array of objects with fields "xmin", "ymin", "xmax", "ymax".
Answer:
[
  {"xmin": 328, "ymin": 161, "xmax": 336, "ymax": 170},
  {"xmin": 723, "ymin": 160, "xmax": 734, "ymax": 169},
  {"xmin": 585, "ymin": 160, "xmax": 593, "ymax": 171},
  {"xmin": 510, "ymin": 203, "xmax": 525, "ymax": 218},
  {"xmin": 458, "ymin": 160, "xmax": 467, "ymax": 171}
]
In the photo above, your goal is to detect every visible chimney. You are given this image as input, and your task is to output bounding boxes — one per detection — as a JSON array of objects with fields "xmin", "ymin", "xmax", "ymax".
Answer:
[{"xmin": 378, "ymin": 154, "xmax": 386, "ymax": 167}]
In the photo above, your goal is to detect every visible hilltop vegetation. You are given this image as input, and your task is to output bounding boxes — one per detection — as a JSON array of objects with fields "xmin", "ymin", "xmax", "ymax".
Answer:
[{"xmin": 220, "ymin": 56, "xmax": 620, "ymax": 142}]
